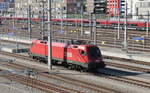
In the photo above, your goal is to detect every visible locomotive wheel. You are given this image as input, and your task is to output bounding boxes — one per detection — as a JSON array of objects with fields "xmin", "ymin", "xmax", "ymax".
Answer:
[
  {"xmin": 62, "ymin": 62, "xmax": 68, "ymax": 67},
  {"xmin": 68, "ymin": 65, "xmax": 73, "ymax": 70},
  {"xmin": 68, "ymin": 64, "xmax": 75, "ymax": 70},
  {"xmin": 52, "ymin": 60, "xmax": 58, "ymax": 65},
  {"xmin": 32, "ymin": 56, "xmax": 35, "ymax": 59},
  {"xmin": 80, "ymin": 68, "xmax": 87, "ymax": 72},
  {"xmin": 76, "ymin": 65, "xmax": 82, "ymax": 71}
]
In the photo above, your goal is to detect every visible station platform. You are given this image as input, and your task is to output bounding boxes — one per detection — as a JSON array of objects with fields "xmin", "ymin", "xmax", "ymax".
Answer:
[
  {"xmin": 0, "ymin": 44, "xmax": 28, "ymax": 53},
  {"xmin": 0, "ymin": 35, "xmax": 29, "ymax": 53},
  {"xmin": 0, "ymin": 35, "xmax": 150, "ymax": 63},
  {"xmin": 0, "ymin": 34, "xmax": 32, "ymax": 44},
  {"xmin": 100, "ymin": 47, "xmax": 150, "ymax": 63}
]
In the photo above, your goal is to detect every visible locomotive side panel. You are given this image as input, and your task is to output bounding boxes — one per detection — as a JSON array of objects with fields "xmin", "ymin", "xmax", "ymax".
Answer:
[{"xmin": 30, "ymin": 42, "xmax": 47, "ymax": 57}]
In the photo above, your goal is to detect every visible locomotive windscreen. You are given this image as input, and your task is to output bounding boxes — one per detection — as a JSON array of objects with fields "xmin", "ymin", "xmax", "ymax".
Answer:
[{"xmin": 88, "ymin": 47, "xmax": 102, "ymax": 58}]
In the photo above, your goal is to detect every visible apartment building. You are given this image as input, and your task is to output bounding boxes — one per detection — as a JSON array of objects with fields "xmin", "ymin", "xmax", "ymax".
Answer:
[
  {"xmin": 107, "ymin": 0, "xmax": 150, "ymax": 18},
  {"xmin": 131, "ymin": 0, "xmax": 150, "ymax": 19},
  {"xmin": 0, "ymin": 0, "xmax": 14, "ymax": 15},
  {"xmin": 14, "ymin": 0, "xmax": 82, "ymax": 18}
]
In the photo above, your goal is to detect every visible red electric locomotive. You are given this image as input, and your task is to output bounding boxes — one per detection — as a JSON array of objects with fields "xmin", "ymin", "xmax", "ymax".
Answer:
[{"xmin": 28, "ymin": 38, "xmax": 105, "ymax": 70}]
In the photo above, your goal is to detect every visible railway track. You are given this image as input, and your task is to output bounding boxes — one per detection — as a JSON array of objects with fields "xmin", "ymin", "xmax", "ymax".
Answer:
[
  {"xmin": 0, "ymin": 51, "xmax": 150, "ymax": 90},
  {"xmin": 0, "ymin": 71, "xmax": 81, "ymax": 93},
  {"xmin": 1, "ymin": 48, "xmax": 150, "ymax": 71},
  {"xmin": 0, "ymin": 53, "xmax": 118, "ymax": 93},
  {"xmin": 103, "ymin": 55, "xmax": 150, "ymax": 66},
  {"xmin": 0, "ymin": 21, "xmax": 150, "ymax": 52},
  {"xmin": 97, "ymin": 70, "xmax": 150, "ymax": 89},
  {"xmin": 5, "ymin": 63, "xmax": 118, "ymax": 93},
  {"xmin": 1, "ymin": 37, "xmax": 150, "ymax": 68},
  {"xmin": 1, "ymin": 32, "xmax": 150, "ymax": 53},
  {"xmin": 105, "ymin": 62, "xmax": 150, "ymax": 73}
]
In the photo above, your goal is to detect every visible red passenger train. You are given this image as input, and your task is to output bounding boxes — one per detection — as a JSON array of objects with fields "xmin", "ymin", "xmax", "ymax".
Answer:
[
  {"xmin": 28, "ymin": 38, "xmax": 105, "ymax": 70},
  {"xmin": 0, "ymin": 16, "xmax": 149, "ymax": 31}
]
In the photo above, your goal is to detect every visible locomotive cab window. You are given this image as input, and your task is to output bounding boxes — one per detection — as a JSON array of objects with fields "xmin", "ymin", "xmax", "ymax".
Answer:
[{"xmin": 88, "ymin": 47, "xmax": 101, "ymax": 58}]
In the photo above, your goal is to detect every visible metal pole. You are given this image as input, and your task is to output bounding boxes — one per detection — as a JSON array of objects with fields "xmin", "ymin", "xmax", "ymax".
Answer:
[
  {"xmin": 124, "ymin": 1, "xmax": 127, "ymax": 50},
  {"xmin": 48, "ymin": 0, "xmax": 52, "ymax": 70},
  {"xmin": 13, "ymin": 7, "xmax": 15, "ymax": 29},
  {"xmin": 90, "ymin": 13, "xmax": 93, "ymax": 37},
  {"xmin": 81, "ymin": 5, "xmax": 83, "ymax": 36},
  {"xmin": 146, "ymin": 11, "xmax": 149, "ymax": 37},
  {"xmin": 114, "ymin": 0, "xmax": 116, "ymax": 16},
  {"xmin": 14, "ymin": 7, "xmax": 18, "ymax": 51},
  {"xmin": 93, "ymin": 14, "xmax": 97, "ymax": 45},
  {"xmin": 75, "ymin": 11, "xmax": 77, "ymax": 27},
  {"xmin": 41, "ymin": 1, "xmax": 45, "ymax": 39},
  {"xmin": 117, "ymin": 10, "xmax": 120, "ymax": 39},
  {"xmin": 131, "ymin": 0, "xmax": 133, "ymax": 18},
  {"xmin": 61, "ymin": 8, "xmax": 63, "ymax": 32},
  {"xmin": 28, "ymin": 4, "xmax": 32, "ymax": 40}
]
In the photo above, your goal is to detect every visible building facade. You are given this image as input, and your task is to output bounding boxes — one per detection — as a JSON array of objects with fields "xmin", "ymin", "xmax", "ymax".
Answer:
[
  {"xmin": 14, "ymin": 0, "xmax": 84, "ymax": 18},
  {"xmin": 86, "ymin": 0, "xmax": 94, "ymax": 13},
  {"xmin": 107, "ymin": 0, "xmax": 123, "ymax": 16},
  {"xmin": 0, "ymin": 0, "xmax": 14, "ymax": 16},
  {"xmin": 5, "ymin": 0, "xmax": 150, "ymax": 19},
  {"xmin": 107, "ymin": 0, "xmax": 150, "ymax": 18},
  {"xmin": 107, "ymin": 0, "xmax": 116, "ymax": 16},
  {"xmin": 15, "ymin": 0, "xmax": 42, "ymax": 17},
  {"xmin": 129, "ymin": 0, "xmax": 150, "ymax": 19}
]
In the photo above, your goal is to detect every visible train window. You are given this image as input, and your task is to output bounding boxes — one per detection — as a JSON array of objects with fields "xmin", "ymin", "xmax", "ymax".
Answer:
[
  {"xmin": 120, "ymin": 23, "xmax": 124, "ymax": 26},
  {"xmin": 128, "ymin": 24, "xmax": 137, "ymax": 26},
  {"xmin": 40, "ymin": 41, "xmax": 47, "ymax": 44},
  {"xmin": 88, "ymin": 47, "xmax": 101, "ymax": 58},
  {"xmin": 55, "ymin": 40, "xmax": 58, "ymax": 42},
  {"xmin": 81, "ymin": 50, "xmax": 86, "ymax": 56},
  {"xmin": 112, "ymin": 23, "xmax": 118, "ymax": 26},
  {"xmin": 73, "ymin": 45, "xmax": 78, "ymax": 48}
]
